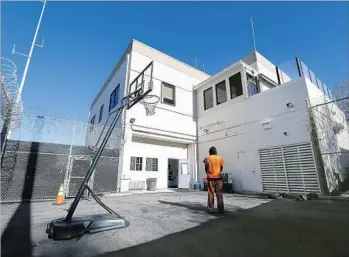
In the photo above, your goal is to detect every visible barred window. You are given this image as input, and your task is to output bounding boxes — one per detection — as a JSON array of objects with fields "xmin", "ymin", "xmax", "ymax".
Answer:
[
  {"xmin": 130, "ymin": 156, "xmax": 143, "ymax": 171},
  {"xmin": 146, "ymin": 158, "xmax": 158, "ymax": 171}
]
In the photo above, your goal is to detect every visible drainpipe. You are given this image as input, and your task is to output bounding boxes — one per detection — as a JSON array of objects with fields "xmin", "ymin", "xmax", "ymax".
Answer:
[{"xmin": 194, "ymin": 139, "xmax": 198, "ymax": 183}]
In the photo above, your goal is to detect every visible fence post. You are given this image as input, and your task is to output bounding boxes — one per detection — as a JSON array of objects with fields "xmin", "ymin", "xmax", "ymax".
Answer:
[
  {"xmin": 64, "ymin": 116, "xmax": 77, "ymax": 196},
  {"xmin": 295, "ymin": 57, "xmax": 303, "ymax": 78},
  {"xmin": 275, "ymin": 66, "xmax": 281, "ymax": 85},
  {"xmin": 305, "ymin": 99, "xmax": 330, "ymax": 195}
]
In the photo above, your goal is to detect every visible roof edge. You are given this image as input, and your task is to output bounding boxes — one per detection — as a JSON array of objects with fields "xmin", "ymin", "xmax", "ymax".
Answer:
[
  {"xmin": 132, "ymin": 39, "xmax": 211, "ymax": 79},
  {"xmin": 89, "ymin": 40, "xmax": 134, "ymax": 110},
  {"xmin": 194, "ymin": 60, "xmax": 244, "ymax": 91}
]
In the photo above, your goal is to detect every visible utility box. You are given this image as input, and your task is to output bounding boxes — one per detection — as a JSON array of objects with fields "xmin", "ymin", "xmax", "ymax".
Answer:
[{"xmin": 146, "ymin": 178, "xmax": 157, "ymax": 191}]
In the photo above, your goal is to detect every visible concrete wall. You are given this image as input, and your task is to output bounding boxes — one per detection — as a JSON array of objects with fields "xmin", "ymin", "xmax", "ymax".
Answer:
[
  {"xmin": 241, "ymin": 51, "xmax": 292, "ymax": 86},
  {"xmin": 122, "ymin": 136, "xmax": 187, "ymax": 190},
  {"xmin": 125, "ymin": 50, "xmax": 207, "ymax": 137},
  {"xmin": 119, "ymin": 41, "xmax": 210, "ymax": 191},
  {"xmin": 306, "ymin": 79, "xmax": 349, "ymax": 193},
  {"xmin": 85, "ymin": 55, "xmax": 129, "ymax": 150},
  {"xmin": 196, "ymin": 77, "xmax": 312, "ymax": 192}
]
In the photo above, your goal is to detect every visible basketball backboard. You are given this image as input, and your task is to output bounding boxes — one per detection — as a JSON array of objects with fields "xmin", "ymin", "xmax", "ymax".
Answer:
[{"xmin": 126, "ymin": 61, "xmax": 154, "ymax": 109}]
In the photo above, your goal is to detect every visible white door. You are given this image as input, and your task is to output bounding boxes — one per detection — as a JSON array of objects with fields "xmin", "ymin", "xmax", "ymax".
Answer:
[
  {"xmin": 178, "ymin": 159, "xmax": 190, "ymax": 189},
  {"xmin": 239, "ymin": 151, "xmax": 257, "ymax": 191}
]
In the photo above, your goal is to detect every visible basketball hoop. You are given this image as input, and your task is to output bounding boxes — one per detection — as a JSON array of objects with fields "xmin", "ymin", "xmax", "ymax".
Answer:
[{"xmin": 141, "ymin": 95, "xmax": 160, "ymax": 116}]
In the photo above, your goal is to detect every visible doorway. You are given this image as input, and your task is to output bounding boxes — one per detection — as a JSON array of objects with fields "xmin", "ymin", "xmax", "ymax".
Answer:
[{"xmin": 168, "ymin": 158, "xmax": 179, "ymax": 188}]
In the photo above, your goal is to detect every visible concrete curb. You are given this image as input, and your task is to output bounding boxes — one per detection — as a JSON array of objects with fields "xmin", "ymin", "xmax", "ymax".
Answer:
[{"xmin": 232, "ymin": 190, "xmax": 349, "ymax": 202}]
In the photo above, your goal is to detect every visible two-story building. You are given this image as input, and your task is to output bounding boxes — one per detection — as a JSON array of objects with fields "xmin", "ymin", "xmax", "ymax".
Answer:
[
  {"xmin": 87, "ymin": 39, "xmax": 349, "ymax": 195},
  {"xmin": 195, "ymin": 52, "xmax": 349, "ymax": 195},
  {"xmin": 87, "ymin": 40, "xmax": 210, "ymax": 192}
]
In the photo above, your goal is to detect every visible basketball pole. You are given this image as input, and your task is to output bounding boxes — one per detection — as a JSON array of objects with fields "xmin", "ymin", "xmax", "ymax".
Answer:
[{"xmin": 5, "ymin": 0, "xmax": 47, "ymax": 141}]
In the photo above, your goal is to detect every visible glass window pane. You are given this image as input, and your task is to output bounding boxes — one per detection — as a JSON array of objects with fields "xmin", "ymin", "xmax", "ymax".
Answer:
[
  {"xmin": 162, "ymin": 83, "xmax": 175, "ymax": 105},
  {"xmin": 229, "ymin": 72, "xmax": 243, "ymax": 99},
  {"xmin": 216, "ymin": 80, "xmax": 227, "ymax": 105},
  {"xmin": 115, "ymin": 85, "xmax": 120, "ymax": 105},
  {"xmin": 204, "ymin": 87, "xmax": 213, "ymax": 110}
]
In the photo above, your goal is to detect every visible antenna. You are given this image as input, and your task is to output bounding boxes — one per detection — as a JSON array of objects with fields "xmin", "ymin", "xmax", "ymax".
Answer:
[
  {"xmin": 250, "ymin": 17, "xmax": 257, "ymax": 52},
  {"xmin": 203, "ymin": 62, "xmax": 206, "ymax": 73},
  {"xmin": 6, "ymin": 0, "xmax": 47, "ymax": 140},
  {"xmin": 250, "ymin": 17, "xmax": 259, "ymax": 72},
  {"xmin": 194, "ymin": 56, "xmax": 198, "ymax": 69}
]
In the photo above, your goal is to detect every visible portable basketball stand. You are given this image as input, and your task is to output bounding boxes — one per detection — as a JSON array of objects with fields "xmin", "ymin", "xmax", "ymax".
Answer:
[{"xmin": 46, "ymin": 62, "xmax": 154, "ymax": 241}]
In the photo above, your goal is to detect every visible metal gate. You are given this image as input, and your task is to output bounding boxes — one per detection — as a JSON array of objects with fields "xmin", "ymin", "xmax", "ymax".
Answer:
[
  {"xmin": 65, "ymin": 155, "xmax": 92, "ymax": 197},
  {"xmin": 64, "ymin": 155, "xmax": 119, "ymax": 198},
  {"xmin": 259, "ymin": 142, "xmax": 321, "ymax": 194}
]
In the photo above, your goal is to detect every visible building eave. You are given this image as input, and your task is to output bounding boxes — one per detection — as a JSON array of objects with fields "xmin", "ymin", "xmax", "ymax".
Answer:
[{"xmin": 89, "ymin": 39, "xmax": 134, "ymax": 111}]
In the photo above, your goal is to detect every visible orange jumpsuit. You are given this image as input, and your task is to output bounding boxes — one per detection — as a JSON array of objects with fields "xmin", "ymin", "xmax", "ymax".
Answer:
[{"xmin": 203, "ymin": 155, "xmax": 224, "ymax": 212}]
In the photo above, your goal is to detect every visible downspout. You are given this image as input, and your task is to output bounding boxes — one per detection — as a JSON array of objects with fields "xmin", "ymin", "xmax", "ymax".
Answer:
[
  {"xmin": 117, "ymin": 51, "xmax": 132, "ymax": 192},
  {"xmin": 194, "ymin": 90, "xmax": 200, "ymax": 186}
]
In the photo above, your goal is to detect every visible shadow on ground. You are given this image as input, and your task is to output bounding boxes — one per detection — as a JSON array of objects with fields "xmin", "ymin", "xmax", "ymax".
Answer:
[
  {"xmin": 1, "ymin": 141, "xmax": 40, "ymax": 257},
  {"xmin": 93, "ymin": 199, "xmax": 349, "ymax": 257},
  {"xmin": 158, "ymin": 199, "xmax": 243, "ymax": 217}
]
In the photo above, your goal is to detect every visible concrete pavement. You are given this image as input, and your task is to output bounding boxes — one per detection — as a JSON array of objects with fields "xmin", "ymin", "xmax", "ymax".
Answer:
[
  {"xmin": 2, "ymin": 191, "xmax": 349, "ymax": 257},
  {"xmin": 1, "ymin": 191, "xmax": 269, "ymax": 257}
]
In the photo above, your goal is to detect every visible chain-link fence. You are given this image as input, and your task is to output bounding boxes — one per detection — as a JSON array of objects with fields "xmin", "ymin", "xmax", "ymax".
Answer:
[
  {"xmin": 1, "ymin": 111, "xmax": 122, "ymax": 203},
  {"xmin": 308, "ymin": 97, "xmax": 349, "ymax": 194}
]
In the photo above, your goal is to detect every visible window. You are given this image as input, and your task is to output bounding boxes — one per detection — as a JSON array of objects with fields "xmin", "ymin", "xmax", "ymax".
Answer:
[
  {"xmin": 146, "ymin": 158, "xmax": 158, "ymax": 171},
  {"xmin": 203, "ymin": 87, "xmax": 213, "ymax": 110},
  {"xmin": 130, "ymin": 156, "xmax": 143, "ymax": 171},
  {"xmin": 109, "ymin": 84, "xmax": 120, "ymax": 111},
  {"xmin": 161, "ymin": 82, "xmax": 175, "ymax": 106},
  {"xmin": 215, "ymin": 80, "xmax": 227, "ymax": 105},
  {"xmin": 98, "ymin": 104, "xmax": 104, "ymax": 123},
  {"xmin": 247, "ymin": 73, "xmax": 259, "ymax": 96},
  {"xmin": 90, "ymin": 115, "xmax": 96, "ymax": 132},
  {"xmin": 229, "ymin": 72, "xmax": 243, "ymax": 99}
]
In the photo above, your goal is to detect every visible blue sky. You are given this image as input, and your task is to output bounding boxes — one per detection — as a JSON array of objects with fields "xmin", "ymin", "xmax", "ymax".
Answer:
[{"xmin": 1, "ymin": 1, "xmax": 349, "ymax": 143}]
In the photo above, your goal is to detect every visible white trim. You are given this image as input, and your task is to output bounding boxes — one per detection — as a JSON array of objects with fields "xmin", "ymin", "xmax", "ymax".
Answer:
[{"xmin": 132, "ymin": 130, "xmax": 195, "ymax": 145}]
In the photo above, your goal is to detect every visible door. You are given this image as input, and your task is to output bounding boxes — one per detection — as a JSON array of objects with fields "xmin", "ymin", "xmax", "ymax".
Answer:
[
  {"xmin": 238, "ymin": 151, "xmax": 257, "ymax": 191},
  {"xmin": 178, "ymin": 159, "xmax": 190, "ymax": 189}
]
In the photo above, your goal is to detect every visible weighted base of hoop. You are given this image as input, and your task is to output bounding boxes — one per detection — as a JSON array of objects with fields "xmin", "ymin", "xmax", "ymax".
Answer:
[{"xmin": 141, "ymin": 95, "xmax": 160, "ymax": 116}]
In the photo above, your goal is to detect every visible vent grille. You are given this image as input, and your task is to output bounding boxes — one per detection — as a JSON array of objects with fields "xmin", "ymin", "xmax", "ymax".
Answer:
[{"xmin": 259, "ymin": 143, "xmax": 320, "ymax": 194}]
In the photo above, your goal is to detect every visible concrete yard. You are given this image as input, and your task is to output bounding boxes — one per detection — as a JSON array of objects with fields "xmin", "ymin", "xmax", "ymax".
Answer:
[{"xmin": 1, "ymin": 191, "xmax": 349, "ymax": 257}]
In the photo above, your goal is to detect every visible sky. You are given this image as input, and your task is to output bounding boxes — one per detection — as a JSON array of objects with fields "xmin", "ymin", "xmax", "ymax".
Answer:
[{"xmin": 1, "ymin": 1, "xmax": 349, "ymax": 144}]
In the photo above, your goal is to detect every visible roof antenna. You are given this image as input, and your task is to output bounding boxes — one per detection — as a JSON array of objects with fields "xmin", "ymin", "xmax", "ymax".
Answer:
[
  {"xmin": 203, "ymin": 62, "xmax": 206, "ymax": 73},
  {"xmin": 194, "ymin": 56, "xmax": 198, "ymax": 69},
  {"xmin": 250, "ymin": 17, "xmax": 259, "ymax": 72}
]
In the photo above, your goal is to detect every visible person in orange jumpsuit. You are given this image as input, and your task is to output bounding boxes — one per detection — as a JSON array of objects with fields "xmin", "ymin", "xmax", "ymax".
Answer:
[{"xmin": 203, "ymin": 146, "xmax": 224, "ymax": 213}]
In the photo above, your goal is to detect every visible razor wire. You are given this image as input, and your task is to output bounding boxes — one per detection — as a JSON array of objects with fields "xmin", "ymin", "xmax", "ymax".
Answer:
[
  {"xmin": 86, "ymin": 109, "xmax": 127, "ymax": 152},
  {"xmin": 0, "ymin": 57, "xmax": 23, "ymax": 130}
]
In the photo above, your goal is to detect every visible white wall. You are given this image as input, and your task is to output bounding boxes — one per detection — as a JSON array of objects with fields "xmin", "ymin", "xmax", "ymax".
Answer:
[
  {"xmin": 125, "ymin": 50, "xmax": 205, "ymax": 137},
  {"xmin": 86, "ymin": 55, "xmax": 129, "ymax": 149},
  {"xmin": 119, "ymin": 43, "xmax": 209, "ymax": 190},
  {"xmin": 241, "ymin": 51, "xmax": 292, "ymax": 86},
  {"xmin": 196, "ymin": 77, "xmax": 311, "ymax": 192},
  {"xmin": 122, "ymin": 135, "xmax": 188, "ymax": 190},
  {"xmin": 306, "ymin": 78, "xmax": 349, "ymax": 192}
]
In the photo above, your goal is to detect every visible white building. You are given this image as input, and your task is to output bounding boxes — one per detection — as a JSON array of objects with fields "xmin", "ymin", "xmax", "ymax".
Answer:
[
  {"xmin": 87, "ymin": 40, "xmax": 210, "ymax": 192},
  {"xmin": 88, "ymin": 40, "xmax": 349, "ymax": 195},
  {"xmin": 195, "ymin": 52, "xmax": 349, "ymax": 195}
]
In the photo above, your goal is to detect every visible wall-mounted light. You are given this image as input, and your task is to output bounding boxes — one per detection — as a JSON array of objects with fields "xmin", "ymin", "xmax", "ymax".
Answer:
[
  {"xmin": 261, "ymin": 119, "xmax": 272, "ymax": 130},
  {"xmin": 283, "ymin": 131, "xmax": 288, "ymax": 136},
  {"xmin": 286, "ymin": 102, "xmax": 294, "ymax": 109}
]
